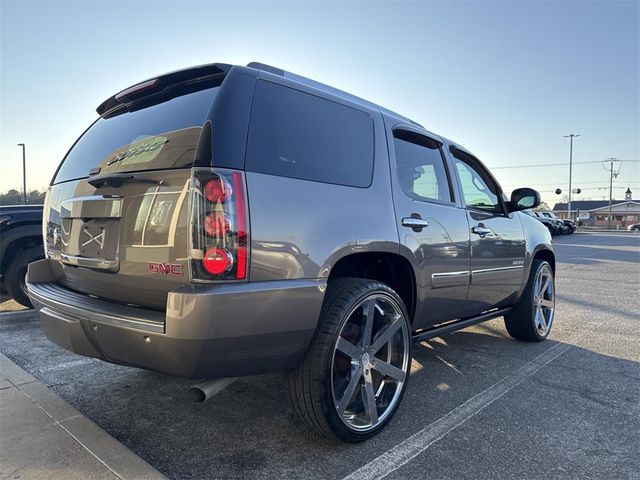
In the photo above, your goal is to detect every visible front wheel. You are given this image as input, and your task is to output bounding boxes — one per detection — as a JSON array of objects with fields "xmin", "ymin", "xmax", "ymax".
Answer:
[
  {"xmin": 504, "ymin": 259, "xmax": 555, "ymax": 342},
  {"xmin": 287, "ymin": 278, "xmax": 411, "ymax": 442}
]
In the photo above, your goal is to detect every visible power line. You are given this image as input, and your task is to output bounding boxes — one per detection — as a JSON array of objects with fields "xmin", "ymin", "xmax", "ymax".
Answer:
[
  {"xmin": 501, "ymin": 180, "xmax": 640, "ymax": 187},
  {"xmin": 532, "ymin": 186, "xmax": 632, "ymax": 193},
  {"xmin": 489, "ymin": 160, "xmax": 640, "ymax": 170}
]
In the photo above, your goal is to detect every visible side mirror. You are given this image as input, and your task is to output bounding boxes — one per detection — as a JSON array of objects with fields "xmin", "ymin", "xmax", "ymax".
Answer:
[{"xmin": 508, "ymin": 188, "xmax": 541, "ymax": 212}]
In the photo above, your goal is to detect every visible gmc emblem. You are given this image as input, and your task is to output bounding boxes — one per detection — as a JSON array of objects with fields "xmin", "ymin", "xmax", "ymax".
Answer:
[{"xmin": 148, "ymin": 262, "xmax": 183, "ymax": 276}]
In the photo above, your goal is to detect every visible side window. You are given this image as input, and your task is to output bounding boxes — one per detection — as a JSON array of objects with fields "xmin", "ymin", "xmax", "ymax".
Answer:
[
  {"xmin": 393, "ymin": 130, "xmax": 453, "ymax": 203},
  {"xmin": 245, "ymin": 80, "xmax": 374, "ymax": 187},
  {"xmin": 451, "ymin": 149, "xmax": 501, "ymax": 212}
]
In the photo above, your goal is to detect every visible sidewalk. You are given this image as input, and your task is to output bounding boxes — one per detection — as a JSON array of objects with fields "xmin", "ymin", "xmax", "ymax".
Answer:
[{"xmin": 0, "ymin": 353, "xmax": 166, "ymax": 480}]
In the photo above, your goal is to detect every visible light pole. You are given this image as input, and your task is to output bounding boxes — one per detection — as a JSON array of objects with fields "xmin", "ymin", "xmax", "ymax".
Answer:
[
  {"xmin": 563, "ymin": 134, "xmax": 580, "ymax": 221},
  {"xmin": 17, "ymin": 143, "xmax": 26, "ymax": 205}
]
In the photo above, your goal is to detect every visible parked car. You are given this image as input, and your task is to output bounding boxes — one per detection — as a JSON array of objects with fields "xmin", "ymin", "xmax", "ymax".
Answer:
[
  {"xmin": 524, "ymin": 210, "xmax": 562, "ymax": 235},
  {"xmin": 26, "ymin": 62, "xmax": 556, "ymax": 442},
  {"xmin": 0, "ymin": 204, "xmax": 45, "ymax": 307},
  {"xmin": 627, "ymin": 223, "xmax": 640, "ymax": 232},
  {"xmin": 562, "ymin": 219, "xmax": 576, "ymax": 234},
  {"xmin": 538, "ymin": 211, "xmax": 572, "ymax": 235}
]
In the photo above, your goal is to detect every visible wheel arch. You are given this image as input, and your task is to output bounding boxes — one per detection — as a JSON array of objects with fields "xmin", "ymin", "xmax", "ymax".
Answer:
[
  {"xmin": 532, "ymin": 246, "xmax": 555, "ymax": 273},
  {"xmin": 326, "ymin": 251, "xmax": 416, "ymax": 324},
  {"xmin": 1, "ymin": 229, "xmax": 43, "ymax": 275}
]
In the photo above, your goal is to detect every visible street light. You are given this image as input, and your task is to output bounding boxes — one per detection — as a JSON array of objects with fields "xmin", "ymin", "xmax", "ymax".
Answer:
[
  {"xmin": 563, "ymin": 134, "xmax": 580, "ymax": 221},
  {"xmin": 17, "ymin": 143, "xmax": 26, "ymax": 205}
]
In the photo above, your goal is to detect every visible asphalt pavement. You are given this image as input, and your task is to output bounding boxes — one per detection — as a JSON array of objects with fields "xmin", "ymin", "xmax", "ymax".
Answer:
[{"xmin": 1, "ymin": 232, "xmax": 638, "ymax": 479}]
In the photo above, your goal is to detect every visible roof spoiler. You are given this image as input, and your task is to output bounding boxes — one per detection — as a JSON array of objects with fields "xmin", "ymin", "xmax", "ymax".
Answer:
[{"xmin": 96, "ymin": 63, "xmax": 232, "ymax": 117}]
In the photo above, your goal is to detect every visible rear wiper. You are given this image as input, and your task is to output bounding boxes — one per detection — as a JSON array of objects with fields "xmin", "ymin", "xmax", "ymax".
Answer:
[{"xmin": 88, "ymin": 173, "xmax": 159, "ymax": 188}]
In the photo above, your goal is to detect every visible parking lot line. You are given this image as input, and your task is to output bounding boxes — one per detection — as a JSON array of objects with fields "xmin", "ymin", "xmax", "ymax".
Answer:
[
  {"xmin": 0, "ymin": 309, "xmax": 33, "ymax": 317},
  {"xmin": 343, "ymin": 341, "xmax": 573, "ymax": 480}
]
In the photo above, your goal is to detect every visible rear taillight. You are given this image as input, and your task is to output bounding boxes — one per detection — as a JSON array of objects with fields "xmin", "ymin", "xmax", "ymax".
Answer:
[
  {"xmin": 203, "ymin": 177, "xmax": 232, "ymax": 203},
  {"xmin": 203, "ymin": 212, "xmax": 230, "ymax": 237},
  {"xmin": 189, "ymin": 169, "xmax": 249, "ymax": 282}
]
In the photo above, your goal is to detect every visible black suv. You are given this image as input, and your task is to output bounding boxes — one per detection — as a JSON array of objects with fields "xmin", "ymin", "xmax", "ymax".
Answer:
[
  {"xmin": 1, "ymin": 204, "xmax": 45, "ymax": 307},
  {"xmin": 27, "ymin": 62, "xmax": 555, "ymax": 442}
]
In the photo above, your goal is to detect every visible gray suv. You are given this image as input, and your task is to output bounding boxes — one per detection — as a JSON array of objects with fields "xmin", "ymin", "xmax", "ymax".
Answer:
[{"xmin": 27, "ymin": 62, "xmax": 555, "ymax": 442}]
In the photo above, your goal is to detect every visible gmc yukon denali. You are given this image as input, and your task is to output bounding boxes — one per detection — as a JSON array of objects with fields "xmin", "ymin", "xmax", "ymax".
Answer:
[{"xmin": 27, "ymin": 62, "xmax": 555, "ymax": 442}]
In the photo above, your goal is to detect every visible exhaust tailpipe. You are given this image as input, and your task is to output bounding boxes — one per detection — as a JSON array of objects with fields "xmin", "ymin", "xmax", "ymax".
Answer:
[{"xmin": 188, "ymin": 378, "xmax": 236, "ymax": 403}]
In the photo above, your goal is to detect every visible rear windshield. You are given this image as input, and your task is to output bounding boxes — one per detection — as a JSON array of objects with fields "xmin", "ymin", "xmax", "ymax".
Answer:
[{"xmin": 54, "ymin": 87, "xmax": 218, "ymax": 184}]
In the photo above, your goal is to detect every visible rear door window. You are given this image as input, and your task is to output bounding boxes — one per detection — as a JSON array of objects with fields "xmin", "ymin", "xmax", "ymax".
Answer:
[
  {"xmin": 54, "ymin": 87, "xmax": 219, "ymax": 184},
  {"xmin": 245, "ymin": 80, "xmax": 374, "ymax": 187},
  {"xmin": 393, "ymin": 130, "xmax": 453, "ymax": 203}
]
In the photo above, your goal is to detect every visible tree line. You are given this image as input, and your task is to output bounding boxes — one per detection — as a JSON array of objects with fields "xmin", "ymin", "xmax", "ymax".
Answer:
[{"xmin": 0, "ymin": 189, "xmax": 46, "ymax": 205}]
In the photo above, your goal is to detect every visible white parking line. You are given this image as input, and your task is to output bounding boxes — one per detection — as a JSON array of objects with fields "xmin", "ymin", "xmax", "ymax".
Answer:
[
  {"xmin": 0, "ymin": 309, "xmax": 35, "ymax": 316},
  {"xmin": 343, "ymin": 341, "xmax": 573, "ymax": 480}
]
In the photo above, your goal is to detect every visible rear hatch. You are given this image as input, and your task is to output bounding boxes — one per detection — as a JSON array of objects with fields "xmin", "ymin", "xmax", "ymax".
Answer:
[{"xmin": 44, "ymin": 68, "xmax": 226, "ymax": 309}]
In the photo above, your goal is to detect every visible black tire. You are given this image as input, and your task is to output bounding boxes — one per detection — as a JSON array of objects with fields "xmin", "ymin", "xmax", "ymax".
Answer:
[
  {"xmin": 504, "ymin": 259, "xmax": 555, "ymax": 342},
  {"xmin": 287, "ymin": 277, "xmax": 411, "ymax": 443},
  {"xmin": 5, "ymin": 246, "xmax": 44, "ymax": 308}
]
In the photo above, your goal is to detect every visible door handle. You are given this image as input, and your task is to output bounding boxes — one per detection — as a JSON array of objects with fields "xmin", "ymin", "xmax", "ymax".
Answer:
[
  {"xmin": 472, "ymin": 226, "xmax": 492, "ymax": 237},
  {"xmin": 402, "ymin": 216, "xmax": 430, "ymax": 231}
]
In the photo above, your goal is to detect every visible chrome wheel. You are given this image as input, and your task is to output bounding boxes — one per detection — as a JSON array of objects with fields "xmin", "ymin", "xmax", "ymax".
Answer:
[
  {"xmin": 533, "ymin": 264, "xmax": 555, "ymax": 336},
  {"xmin": 331, "ymin": 293, "xmax": 410, "ymax": 432}
]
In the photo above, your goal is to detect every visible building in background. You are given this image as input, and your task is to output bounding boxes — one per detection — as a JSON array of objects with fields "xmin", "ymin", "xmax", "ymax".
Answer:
[{"xmin": 553, "ymin": 188, "xmax": 639, "ymax": 228}]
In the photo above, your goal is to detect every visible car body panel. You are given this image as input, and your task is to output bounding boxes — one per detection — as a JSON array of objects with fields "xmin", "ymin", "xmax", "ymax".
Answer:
[
  {"xmin": 246, "ymin": 101, "xmax": 400, "ymax": 283},
  {"xmin": 383, "ymin": 118, "xmax": 471, "ymax": 328},
  {"xmin": 44, "ymin": 170, "xmax": 192, "ymax": 309},
  {"xmin": 463, "ymin": 209, "xmax": 526, "ymax": 313}
]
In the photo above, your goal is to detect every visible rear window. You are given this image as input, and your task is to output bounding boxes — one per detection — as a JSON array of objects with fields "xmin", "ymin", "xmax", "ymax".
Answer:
[
  {"xmin": 54, "ymin": 87, "xmax": 218, "ymax": 184},
  {"xmin": 245, "ymin": 80, "xmax": 374, "ymax": 187}
]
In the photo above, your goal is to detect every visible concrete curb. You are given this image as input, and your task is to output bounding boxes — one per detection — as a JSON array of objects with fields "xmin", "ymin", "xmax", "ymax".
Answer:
[{"xmin": 0, "ymin": 352, "xmax": 167, "ymax": 480}]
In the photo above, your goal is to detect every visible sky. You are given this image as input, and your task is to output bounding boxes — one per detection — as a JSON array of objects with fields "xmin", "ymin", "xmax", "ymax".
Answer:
[{"xmin": 1, "ymin": 0, "xmax": 638, "ymax": 207}]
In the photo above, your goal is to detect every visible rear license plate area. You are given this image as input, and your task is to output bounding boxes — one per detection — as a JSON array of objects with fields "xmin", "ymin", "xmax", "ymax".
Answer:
[{"xmin": 61, "ymin": 218, "xmax": 120, "ymax": 269}]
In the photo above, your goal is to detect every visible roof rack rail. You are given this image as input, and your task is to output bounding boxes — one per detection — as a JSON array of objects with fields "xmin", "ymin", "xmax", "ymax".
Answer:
[{"xmin": 247, "ymin": 62, "xmax": 284, "ymax": 76}]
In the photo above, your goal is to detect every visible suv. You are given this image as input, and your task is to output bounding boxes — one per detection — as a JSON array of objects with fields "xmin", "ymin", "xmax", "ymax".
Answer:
[
  {"xmin": 538, "ymin": 211, "xmax": 572, "ymax": 235},
  {"xmin": 27, "ymin": 63, "xmax": 555, "ymax": 442},
  {"xmin": 525, "ymin": 210, "xmax": 564, "ymax": 235},
  {"xmin": 0, "ymin": 204, "xmax": 45, "ymax": 307}
]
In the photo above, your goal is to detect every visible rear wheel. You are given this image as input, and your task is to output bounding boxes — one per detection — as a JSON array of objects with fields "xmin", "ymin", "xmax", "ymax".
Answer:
[
  {"xmin": 287, "ymin": 278, "xmax": 411, "ymax": 442},
  {"xmin": 5, "ymin": 246, "xmax": 44, "ymax": 308},
  {"xmin": 504, "ymin": 259, "xmax": 555, "ymax": 342}
]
